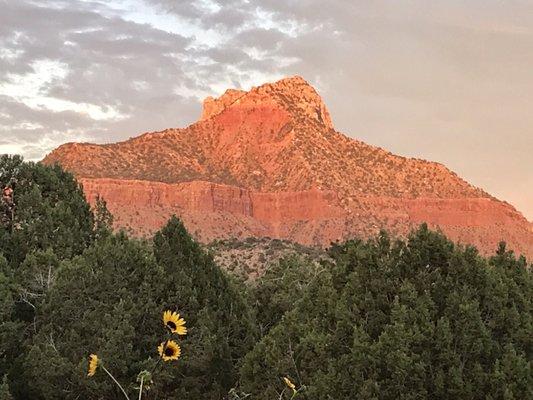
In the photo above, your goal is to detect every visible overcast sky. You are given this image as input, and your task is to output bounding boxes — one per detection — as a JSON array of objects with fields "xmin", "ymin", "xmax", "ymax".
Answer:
[{"xmin": 1, "ymin": 0, "xmax": 532, "ymax": 219}]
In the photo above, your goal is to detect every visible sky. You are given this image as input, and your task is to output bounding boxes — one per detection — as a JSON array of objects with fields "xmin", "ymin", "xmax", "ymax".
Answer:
[{"xmin": 0, "ymin": 0, "xmax": 532, "ymax": 220}]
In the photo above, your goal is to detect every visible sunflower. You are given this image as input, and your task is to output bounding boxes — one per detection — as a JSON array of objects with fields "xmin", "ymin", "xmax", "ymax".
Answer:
[
  {"xmin": 87, "ymin": 354, "xmax": 99, "ymax": 377},
  {"xmin": 163, "ymin": 310, "xmax": 187, "ymax": 335},
  {"xmin": 283, "ymin": 377, "xmax": 296, "ymax": 393},
  {"xmin": 158, "ymin": 340, "xmax": 181, "ymax": 361}
]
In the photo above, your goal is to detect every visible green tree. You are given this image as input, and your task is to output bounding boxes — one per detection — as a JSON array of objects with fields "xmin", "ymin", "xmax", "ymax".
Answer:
[
  {"xmin": 93, "ymin": 195, "xmax": 114, "ymax": 240},
  {"xmin": 250, "ymin": 256, "xmax": 326, "ymax": 337},
  {"xmin": 0, "ymin": 155, "xmax": 94, "ymax": 267},
  {"xmin": 16, "ymin": 249, "xmax": 60, "ymax": 316},
  {"xmin": 22, "ymin": 233, "xmax": 163, "ymax": 400},
  {"xmin": 21, "ymin": 217, "xmax": 257, "ymax": 400},
  {"xmin": 151, "ymin": 217, "xmax": 258, "ymax": 399},
  {"xmin": 0, "ymin": 257, "xmax": 23, "ymax": 381},
  {"xmin": 0, "ymin": 157, "xmax": 96, "ymax": 397},
  {"xmin": 239, "ymin": 226, "xmax": 532, "ymax": 400}
]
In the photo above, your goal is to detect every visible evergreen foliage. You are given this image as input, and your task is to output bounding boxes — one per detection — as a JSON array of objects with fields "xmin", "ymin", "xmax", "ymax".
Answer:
[
  {"xmin": 0, "ymin": 156, "xmax": 96, "ymax": 397},
  {"xmin": 16, "ymin": 220, "xmax": 257, "ymax": 400},
  {"xmin": 250, "ymin": 256, "xmax": 326, "ymax": 337},
  {"xmin": 0, "ymin": 157, "xmax": 531, "ymax": 399},
  {"xmin": 239, "ymin": 227, "xmax": 532, "ymax": 399},
  {"xmin": 93, "ymin": 195, "xmax": 114, "ymax": 240},
  {"xmin": 1, "ymin": 158, "xmax": 257, "ymax": 399},
  {"xmin": 22, "ymin": 233, "xmax": 162, "ymax": 399},
  {"xmin": 152, "ymin": 217, "xmax": 258, "ymax": 398},
  {"xmin": 0, "ymin": 155, "xmax": 94, "ymax": 267}
]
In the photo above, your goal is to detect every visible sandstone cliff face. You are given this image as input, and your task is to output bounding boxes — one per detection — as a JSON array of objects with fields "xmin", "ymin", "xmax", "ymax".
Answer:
[
  {"xmin": 79, "ymin": 178, "xmax": 532, "ymax": 257},
  {"xmin": 44, "ymin": 76, "xmax": 533, "ymax": 258}
]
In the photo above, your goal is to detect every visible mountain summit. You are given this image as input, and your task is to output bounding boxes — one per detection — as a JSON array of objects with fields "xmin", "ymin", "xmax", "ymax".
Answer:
[
  {"xmin": 43, "ymin": 77, "xmax": 533, "ymax": 257},
  {"xmin": 201, "ymin": 76, "xmax": 333, "ymax": 129}
]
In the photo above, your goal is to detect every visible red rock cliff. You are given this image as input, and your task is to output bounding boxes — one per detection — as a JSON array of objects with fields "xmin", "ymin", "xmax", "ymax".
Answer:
[{"xmin": 43, "ymin": 76, "xmax": 533, "ymax": 258}]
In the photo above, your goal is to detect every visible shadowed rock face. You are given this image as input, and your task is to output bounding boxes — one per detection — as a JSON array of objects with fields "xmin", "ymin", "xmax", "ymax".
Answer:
[{"xmin": 43, "ymin": 76, "xmax": 533, "ymax": 258}]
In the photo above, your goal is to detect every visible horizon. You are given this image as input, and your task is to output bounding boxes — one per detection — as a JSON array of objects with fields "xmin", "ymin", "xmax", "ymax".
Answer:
[{"xmin": 1, "ymin": 1, "xmax": 532, "ymax": 219}]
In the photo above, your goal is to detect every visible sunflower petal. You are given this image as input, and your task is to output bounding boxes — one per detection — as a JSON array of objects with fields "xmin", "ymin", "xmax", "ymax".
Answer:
[
  {"xmin": 162, "ymin": 310, "xmax": 187, "ymax": 335},
  {"xmin": 88, "ymin": 354, "xmax": 99, "ymax": 377},
  {"xmin": 158, "ymin": 340, "xmax": 181, "ymax": 362}
]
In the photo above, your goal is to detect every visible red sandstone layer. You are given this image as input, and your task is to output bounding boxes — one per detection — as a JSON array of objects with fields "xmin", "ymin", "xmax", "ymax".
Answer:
[{"xmin": 81, "ymin": 178, "xmax": 533, "ymax": 258}]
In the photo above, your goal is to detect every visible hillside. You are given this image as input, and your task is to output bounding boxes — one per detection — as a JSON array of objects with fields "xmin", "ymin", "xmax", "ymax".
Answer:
[
  {"xmin": 43, "ymin": 76, "xmax": 533, "ymax": 258},
  {"xmin": 207, "ymin": 237, "xmax": 329, "ymax": 281}
]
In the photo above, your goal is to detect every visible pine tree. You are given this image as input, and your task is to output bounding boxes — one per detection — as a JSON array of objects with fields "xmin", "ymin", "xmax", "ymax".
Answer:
[
  {"xmin": 93, "ymin": 195, "xmax": 114, "ymax": 239},
  {"xmin": 22, "ymin": 233, "xmax": 161, "ymax": 400}
]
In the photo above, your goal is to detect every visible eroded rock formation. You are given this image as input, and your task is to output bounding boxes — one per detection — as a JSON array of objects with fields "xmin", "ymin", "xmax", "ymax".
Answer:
[{"xmin": 43, "ymin": 76, "xmax": 533, "ymax": 258}]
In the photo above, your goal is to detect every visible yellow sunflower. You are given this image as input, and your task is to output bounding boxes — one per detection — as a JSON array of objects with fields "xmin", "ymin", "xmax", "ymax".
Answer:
[
  {"xmin": 163, "ymin": 310, "xmax": 187, "ymax": 335},
  {"xmin": 158, "ymin": 340, "xmax": 181, "ymax": 361},
  {"xmin": 87, "ymin": 354, "xmax": 99, "ymax": 377},
  {"xmin": 283, "ymin": 377, "xmax": 296, "ymax": 393}
]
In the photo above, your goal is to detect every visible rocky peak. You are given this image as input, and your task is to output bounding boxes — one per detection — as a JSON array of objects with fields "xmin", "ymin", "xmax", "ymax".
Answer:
[
  {"xmin": 257, "ymin": 76, "xmax": 334, "ymax": 130},
  {"xmin": 201, "ymin": 88, "xmax": 246, "ymax": 121},
  {"xmin": 200, "ymin": 76, "xmax": 334, "ymax": 130},
  {"xmin": 42, "ymin": 75, "xmax": 533, "ymax": 257}
]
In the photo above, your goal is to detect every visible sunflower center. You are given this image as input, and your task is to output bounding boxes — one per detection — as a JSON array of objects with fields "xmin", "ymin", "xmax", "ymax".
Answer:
[
  {"xmin": 166, "ymin": 321, "xmax": 177, "ymax": 330},
  {"xmin": 164, "ymin": 347, "xmax": 175, "ymax": 356}
]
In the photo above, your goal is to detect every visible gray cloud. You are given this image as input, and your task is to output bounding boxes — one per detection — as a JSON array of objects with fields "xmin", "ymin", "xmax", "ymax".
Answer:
[{"xmin": 1, "ymin": 0, "xmax": 532, "ymax": 219}]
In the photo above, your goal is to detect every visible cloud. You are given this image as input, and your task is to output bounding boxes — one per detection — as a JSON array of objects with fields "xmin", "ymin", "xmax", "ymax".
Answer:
[
  {"xmin": 0, "ymin": 0, "xmax": 200, "ymax": 143},
  {"xmin": 0, "ymin": 59, "xmax": 126, "ymax": 120}
]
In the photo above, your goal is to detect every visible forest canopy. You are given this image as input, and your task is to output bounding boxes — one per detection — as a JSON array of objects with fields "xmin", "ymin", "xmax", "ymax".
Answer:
[{"xmin": 0, "ymin": 156, "xmax": 531, "ymax": 400}]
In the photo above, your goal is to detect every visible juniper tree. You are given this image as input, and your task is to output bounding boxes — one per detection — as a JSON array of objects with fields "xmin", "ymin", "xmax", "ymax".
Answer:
[
  {"xmin": 21, "ymin": 218, "xmax": 257, "ymax": 400},
  {"xmin": 239, "ymin": 226, "xmax": 532, "ymax": 400}
]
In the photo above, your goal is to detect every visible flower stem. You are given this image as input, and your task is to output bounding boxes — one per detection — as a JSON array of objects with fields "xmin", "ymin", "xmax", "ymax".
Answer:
[
  {"xmin": 290, "ymin": 388, "xmax": 302, "ymax": 400},
  {"xmin": 102, "ymin": 365, "xmax": 131, "ymax": 400},
  {"xmin": 150, "ymin": 334, "xmax": 170, "ymax": 375},
  {"xmin": 138, "ymin": 376, "xmax": 144, "ymax": 400},
  {"xmin": 150, "ymin": 352, "xmax": 163, "ymax": 375}
]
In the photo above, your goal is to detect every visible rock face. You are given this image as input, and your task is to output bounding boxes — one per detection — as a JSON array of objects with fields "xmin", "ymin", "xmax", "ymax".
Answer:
[{"xmin": 43, "ymin": 76, "xmax": 533, "ymax": 258}]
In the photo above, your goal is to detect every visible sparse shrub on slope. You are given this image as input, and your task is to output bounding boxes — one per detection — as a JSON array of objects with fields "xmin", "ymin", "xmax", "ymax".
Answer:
[{"xmin": 239, "ymin": 226, "xmax": 532, "ymax": 400}]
